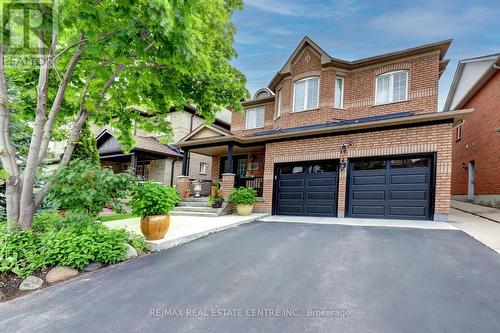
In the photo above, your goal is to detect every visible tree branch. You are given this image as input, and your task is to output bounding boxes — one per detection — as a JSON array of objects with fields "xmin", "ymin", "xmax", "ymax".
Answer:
[{"xmin": 37, "ymin": 34, "xmax": 86, "ymax": 165}]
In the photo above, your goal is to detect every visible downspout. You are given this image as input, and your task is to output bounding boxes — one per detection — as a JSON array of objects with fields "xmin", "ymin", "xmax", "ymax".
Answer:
[{"xmin": 170, "ymin": 158, "xmax": 181, "ymax": 186}]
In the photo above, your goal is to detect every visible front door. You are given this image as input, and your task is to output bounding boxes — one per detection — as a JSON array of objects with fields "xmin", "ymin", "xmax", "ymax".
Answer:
[{"xmin": 220, "ymin": 155, "xmax": 248, "ymax": 187}]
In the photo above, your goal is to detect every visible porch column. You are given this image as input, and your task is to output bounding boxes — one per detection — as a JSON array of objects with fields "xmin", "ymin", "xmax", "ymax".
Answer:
[
  {"xmin": 130, "ymin": 152, "xmax": 137, "ymax": 171},
  {"xmin": 226, "ymin": 144, "xmax": 233, "ymax": 173},
  {"xmin": 181, "ymin": 148, "xmax": 189, "ymax": 176},
  {"xmin": 177, "ymin": 175, "xmax": 191, "ymax": 198},
  {"xmin": 220, "ymin": 173, "xmax": 236, "ymax": 200}
]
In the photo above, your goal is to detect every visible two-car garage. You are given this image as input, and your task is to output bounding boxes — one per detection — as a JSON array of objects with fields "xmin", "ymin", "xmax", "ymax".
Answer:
[{"xmin": 274, "ymin": 155, "xmax": 434, "ymax": 220}]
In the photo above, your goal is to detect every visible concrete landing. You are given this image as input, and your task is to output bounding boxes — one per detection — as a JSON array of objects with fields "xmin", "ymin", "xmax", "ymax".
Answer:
[
  {"xmin": 451, "ymin": 200, "xmax": 500, "ymax": 223},
  {"xmin": 106, "ymin": 213, "xmax": 269, "ymax": 251}
]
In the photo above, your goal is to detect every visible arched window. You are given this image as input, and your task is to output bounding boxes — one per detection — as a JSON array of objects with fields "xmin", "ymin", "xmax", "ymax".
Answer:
[{"xmin": 293, "ymin": 77, "xmax": 319, "ymax": 112}]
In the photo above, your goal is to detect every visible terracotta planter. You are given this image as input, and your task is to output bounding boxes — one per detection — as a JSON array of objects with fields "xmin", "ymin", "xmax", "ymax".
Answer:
[
  {"xmin": 140, "ymin": 215, "xmax": 170, "ymax": 240},
  {"xmin": 236, "ymin": 204, "xmax": 254, "ymax": 216}
]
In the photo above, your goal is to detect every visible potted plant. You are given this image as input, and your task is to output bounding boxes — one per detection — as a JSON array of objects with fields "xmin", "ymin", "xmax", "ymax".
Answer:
[
  {"xmin": 229, "ymin": 187, "xmax": 257, "ymax": 216},
  {"xmin": 130, "ymin": 181, "xmax": 181, "ymax": 240},
  {"xmin": 208, "ymin": 194, "xmax": 224, "ymax": 208}
]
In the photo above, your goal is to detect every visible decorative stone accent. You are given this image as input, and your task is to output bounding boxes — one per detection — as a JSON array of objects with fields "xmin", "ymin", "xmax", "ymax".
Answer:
[
  {"xmin": 83, "ymin": 262, "xmax": 102, "ymax": 272},
  {"xmin": 19, "ymin": 276, "xmax": 43, "ymax": 291},
  {"xmin": 125, "ymin": 243, "xmax": 138, "ymax": 259},
  {"xmin": 46, "ymin": 266, "xmax": 78, "ymax": 284}
]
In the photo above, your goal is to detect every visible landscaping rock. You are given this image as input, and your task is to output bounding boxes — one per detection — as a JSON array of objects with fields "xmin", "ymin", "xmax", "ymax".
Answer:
[
  {"xmin": 19, "ymin": 276, "xmax": 43, "ymax": 291},
  {"xmin": 83, "ymin": 262, "xmax": 102, "ymax": 272},
  {"xmin": 46, "ymin": 266, "xmax": 78, "ymax": 284},
  {"xmin": 125, "ymin": 243, "xmax": 138, "ymax": 259}
]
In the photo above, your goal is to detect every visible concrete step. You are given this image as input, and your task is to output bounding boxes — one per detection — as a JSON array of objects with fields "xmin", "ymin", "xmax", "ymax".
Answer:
[
  {"xmin": 178, "ymin": 201, "xmax": 213, "ymax": 207},
  {"xmin": 172, "ymin": 206, "xmax": 218, "ymax": 213},
  {"xmin": 169, "ymin": 211, "xmax": 218, "ymax": 217},
  {"xmin": 182, "ymin": 197, "xmax": 209, "ymax": 203}
]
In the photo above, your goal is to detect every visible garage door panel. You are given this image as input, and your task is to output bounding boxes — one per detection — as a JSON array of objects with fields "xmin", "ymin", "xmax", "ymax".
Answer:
[
  {"xmin": 306, "ymin": 205, "xmax": 336, "ymax": 215},
  {"xmin": 352, "ymin": 190, "xmax": 385, "ymax": 200},
  {"xmin": 389, "ymin": 206, "xmax": 427, "ymax": 217},
  {"xmin": 307, "ymin": 191, "xmax": 336, "ymax": 201},
  {"xmin": 390, "ymin": 174, "xmax": 427, "ymax": 185},
  {"xmin": 278, "ymin": 205, "xmax": 304, "ymax": 214},
  {"xmin": 307, "ymin": 177, "xmax": 336, "ymax": 187},
  {"xmin": 351, "ymin": 205, "xmax": 385, "ymax": 216},
  {"xmin": 279, "ymin": 179, "xmax": 305, "ymax": 188},
  {"xmin": 353, "ymin": 175, "xmax": 386, "ymax": 185},
  {"xmin": 348, "ymin": 156, "xmax": 432, "ymax": 220},
  {"xmin": 279, "ymin": 192, "xmax": 304, "ymax": 200},
  {"xmin": 390, "ymin": 190, "xmax": 427, "ymax": 200}
]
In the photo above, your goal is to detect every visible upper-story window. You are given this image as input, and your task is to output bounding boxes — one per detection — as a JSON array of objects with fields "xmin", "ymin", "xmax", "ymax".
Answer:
[
  {"xmin": 245, "ymin": 106, "xmax": 265, "ymax": 129},
  {"xmin": 456, "ymin": 124, "xmax": 462, "ymax": 141},
  {"xmin": 334, "ymin": 76, "xmax": 344, "ymax": 109},
  {"xmin": 375, "ymin": 70, "xmax": 408, "ymax": 105},
  {"xmin": 276, "ymin": 89, "xmax": 282, "ymax": 119},
  {"xmin": 293, "ymin": 77, "xmax": 319, "ymax": 112}
]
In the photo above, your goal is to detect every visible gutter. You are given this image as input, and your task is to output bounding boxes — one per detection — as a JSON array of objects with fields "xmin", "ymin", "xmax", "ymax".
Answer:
[{"xmin": 174, "ymin": 108, "xmax": 473, "ymax": 148}]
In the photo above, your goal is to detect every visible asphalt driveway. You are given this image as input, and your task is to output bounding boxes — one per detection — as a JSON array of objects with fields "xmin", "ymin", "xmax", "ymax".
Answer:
[{"xmin": 2, "ymin": 221, "xmax": 500, "ymax": 332}]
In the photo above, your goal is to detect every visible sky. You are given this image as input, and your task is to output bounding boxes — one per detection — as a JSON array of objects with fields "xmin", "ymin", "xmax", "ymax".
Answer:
[{"xmin": 230, "ymin": 0, "xmax": 500, "ymax": 110}]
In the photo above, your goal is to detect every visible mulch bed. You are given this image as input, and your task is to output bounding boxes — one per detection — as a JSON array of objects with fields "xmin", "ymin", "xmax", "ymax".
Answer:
[{"xmin": 1, "ymin": 268, "xmax": 92, "ymax": 303}]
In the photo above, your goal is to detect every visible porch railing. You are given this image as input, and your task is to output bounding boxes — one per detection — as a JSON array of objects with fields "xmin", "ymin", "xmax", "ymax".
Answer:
[
  {"xmin": 236, "ymin": 176, "xmax": 263, "ymax": 197},
  {"xmin": 189, "ymin": 179, "xmax": 212, "ymax": 196}
]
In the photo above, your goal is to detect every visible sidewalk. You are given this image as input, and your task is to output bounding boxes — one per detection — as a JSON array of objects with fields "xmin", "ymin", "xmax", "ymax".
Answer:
[
  {"xmin": 451, "ymin": 200, "xmax": 500, "ymax": 223},
  {"xmin": 448, "ymin": 208, "xmax": 500, "ymax": 253},
  {"xmin": 106, "ymin": 213, "xmax": 268, "ymax": 251}
]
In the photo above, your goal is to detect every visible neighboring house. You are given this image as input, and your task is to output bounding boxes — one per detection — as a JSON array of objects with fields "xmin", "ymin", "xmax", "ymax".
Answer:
[
  {"xmin": 175, "ymin": 37, "xmax": 472, "ymax": 222},
  {"xmin": 95, "ymin": 106, "xmax": 231, "ymax": 187},
  {"xmin": 444, "ymin": 54, "xmax": 500, "ymax": 207}
]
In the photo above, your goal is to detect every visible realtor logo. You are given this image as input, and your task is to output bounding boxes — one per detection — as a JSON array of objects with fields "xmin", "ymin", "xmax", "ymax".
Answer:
[{"xmin": 1, "ymin": 1, "xmax": 57, "ymax": 55}]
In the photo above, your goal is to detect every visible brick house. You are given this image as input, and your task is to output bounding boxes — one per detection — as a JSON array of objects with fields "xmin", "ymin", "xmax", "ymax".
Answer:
[
  {"xmin": 95, "ymin": 106, "xmax": 231, "ymax": 190},
  {"xmin": 444, "ymin": 54, "xmax": 500, "ymax": 207},
  {"xmin": 175, "ymin": 37, "xmax": 472, "ymax": 221}
]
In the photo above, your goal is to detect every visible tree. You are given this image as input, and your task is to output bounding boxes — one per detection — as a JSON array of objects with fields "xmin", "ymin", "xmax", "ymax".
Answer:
[
  {"xmin": 0, "ymin": 0, "xmax": 248, "ymax": 229},
  {"xmin": 71, "ymin": 123, "xmax": 99, "ymax": 164}
]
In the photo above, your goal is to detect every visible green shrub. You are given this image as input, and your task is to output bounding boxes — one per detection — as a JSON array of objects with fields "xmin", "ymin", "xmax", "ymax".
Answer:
[
  {"xmin": 1, "ymin": 212, "xmax": 131, "ymax": 277},
  {"xmin": 208, "ymin": 194, "xmax": 224, "ymax": 206},
  {"xmin": 229, "ymin": 187, "xmax": 257, "ymax": 205},
  {"xmin": 46, "ymin": 160, "xmax": 136, "ymax": 216},
  {"xmin": 130, "ymin": 181, "xmax": 180, "ymax": 217},
  {"xmin": 128, "ymin": 233, "xmax": 147, "ymax": 254}
]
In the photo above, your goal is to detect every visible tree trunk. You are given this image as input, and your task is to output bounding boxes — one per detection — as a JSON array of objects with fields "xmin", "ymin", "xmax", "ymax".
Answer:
[{"xmin": 5, "ymin": 177, "xmax": 20, "ymax": 231}]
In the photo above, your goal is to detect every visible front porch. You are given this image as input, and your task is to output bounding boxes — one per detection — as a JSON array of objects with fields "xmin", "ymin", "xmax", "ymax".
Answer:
[{"xmin": 178, "ymin": 143, "xmax": 267, "ymax": 206}]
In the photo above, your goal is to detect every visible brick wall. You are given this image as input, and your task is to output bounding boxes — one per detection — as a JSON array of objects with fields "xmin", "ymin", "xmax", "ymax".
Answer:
[
  {"xmin": 451, "ymin": 71, "xmax": 500, "ymax": 195},
  {"xmin": 230, "ymin": 46, "xmax": 440, "ymax": 136},
  {"xmin": 256, "ymin": 123, "xmax": 452, "ymax": 218}
]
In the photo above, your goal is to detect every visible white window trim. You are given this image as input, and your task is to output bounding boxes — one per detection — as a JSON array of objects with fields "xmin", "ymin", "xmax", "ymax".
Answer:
[
  {"xmin": 245, "ymin": 106, "xmax": 265, "ymax": 130},
  {"xmin": 334, "ymin": 76, "xmax": 345, "ymax": 109},
  {"xmin": 456, "ymin": 125, "xmax": 462, "ymax": 140},
  {"xmin": 199, "ymin": 162, "xmax": 207, "ymax": 175},
  {"xmin": 275, "ymin": 89, "xmax": 282, "ymax": 120},
  {"xmin": 374, "ymin": 70, "xmax": 409, "ymax": 106},
  {"xmin": 292, "ymin": 76, "xmax": 320, "ymax": 113}
]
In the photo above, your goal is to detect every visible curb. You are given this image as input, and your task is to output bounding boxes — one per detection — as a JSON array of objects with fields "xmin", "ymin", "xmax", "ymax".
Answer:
[{"xmin": 146, "ymin": 214, "xmax": 269, "ymax": 251}]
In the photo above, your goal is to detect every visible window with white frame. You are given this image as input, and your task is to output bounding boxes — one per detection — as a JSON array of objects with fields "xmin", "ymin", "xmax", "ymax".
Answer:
[
  {"xmin": 456, "ymin": 125, "xmax": 462, "ymax": 140},
  {"xmin": 335, "ymin": 76, "xmax": 344, "ymax": 109},
  {"xmin": 276, "ymin": 89, "xmax": 282, "ymax": 119},
  {"xmin": 199, "ymin": 162, "xmax": 207, "ymax": 175},
  {"xmin": 375, "ymin": 71, "xmax": 408, "ymax": 105},
  {"xmin": 245, "ymin": 106, "xmax": 265, "ymax": 129},
  {"xmin": 293, "ymin": 77, "xmax": 319, "ymax": 112}
]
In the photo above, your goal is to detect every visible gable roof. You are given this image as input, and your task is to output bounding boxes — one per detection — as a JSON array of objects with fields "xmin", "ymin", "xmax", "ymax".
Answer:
[
  {"xmin": 96, "ymin": 129, "xmax": 182, "ymax": 157},
  {"xmin": 269, "ymin": 37, "xmax": 452, "ymax": 90},
  {"xmin": 443, "ymin": 53, "xmax": 500, "ymax": 111},
  {"xmin": 177, "ymin": 123, "xmax": 232, "ymax": 143}
]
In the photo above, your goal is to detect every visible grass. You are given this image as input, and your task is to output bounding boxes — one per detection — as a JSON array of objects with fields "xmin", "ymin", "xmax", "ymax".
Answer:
[{"xmin": 99, "ymin": 213, "xmax": 137, "ymax": 222}]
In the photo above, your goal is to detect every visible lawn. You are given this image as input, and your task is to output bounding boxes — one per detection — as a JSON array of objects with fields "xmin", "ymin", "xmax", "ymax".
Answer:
[{"xmin": 99, "ymin": 213, "xmax": 137, "ymax": 222}]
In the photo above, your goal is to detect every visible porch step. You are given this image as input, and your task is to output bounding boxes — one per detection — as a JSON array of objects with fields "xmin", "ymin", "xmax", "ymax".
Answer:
[
  {"xmin": 177, "ymin": 201, "xmax": 212, "ymax": 207},
  {"xmin": 172, "ymin": 206, "xmax": 218, "ymax": 213},
  {"xmin": 169, "ymin": 210, "xmax": 219, "ymax": 217},
  {"xmin": 182, "ymin": 197, "xmax": 209, "ymax": 202}
]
